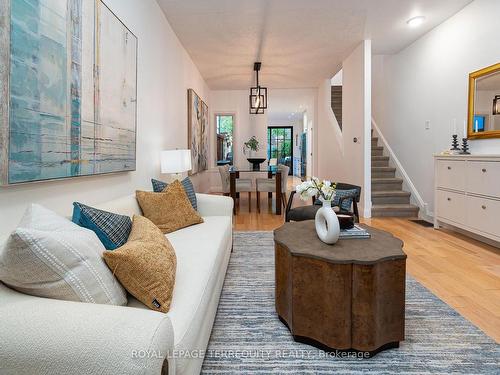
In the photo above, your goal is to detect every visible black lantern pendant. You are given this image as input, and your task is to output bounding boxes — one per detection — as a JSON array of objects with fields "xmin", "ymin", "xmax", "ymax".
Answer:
[
  {"xmin": 249, "ymin": 62, "xmax": 267, "ymax": 114},
  {"xmin": 493, "ymin": 95, "xmax": 500, "ymax": 115}
]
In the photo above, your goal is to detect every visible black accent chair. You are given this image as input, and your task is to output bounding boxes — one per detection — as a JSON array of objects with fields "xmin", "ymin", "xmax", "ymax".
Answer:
[{"xmin": 285, "ymin": 182, "xmax": 361, "ymax": 223}]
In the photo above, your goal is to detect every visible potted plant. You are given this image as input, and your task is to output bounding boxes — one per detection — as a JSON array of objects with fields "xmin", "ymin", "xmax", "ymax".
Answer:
[
  {"xmin": 243, "ymin": 136, "xmax": 266, "ymax": 170},
  {"xmin": 243, "ymin": 136, "xmax": 260, "ymax": 157}
]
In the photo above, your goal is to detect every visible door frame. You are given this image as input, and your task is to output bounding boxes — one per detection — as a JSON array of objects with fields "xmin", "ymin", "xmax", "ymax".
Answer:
[
  {"xmin": 214, "ymin": 112, "xmax": 236, "ymax": 167},
  {"xmin": 267, "ymin": 126, "xmax": 293, "ymax": 175}
]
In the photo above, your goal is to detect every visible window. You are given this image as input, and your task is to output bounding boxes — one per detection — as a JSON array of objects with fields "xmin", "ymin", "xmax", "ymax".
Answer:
[
  {"xmin": 267, "ymin": 126, "xmax": 293, "ymax": 174},
  {"xmin": 215, "ymin": 114, "xmax": 234, "ymax": 165}
]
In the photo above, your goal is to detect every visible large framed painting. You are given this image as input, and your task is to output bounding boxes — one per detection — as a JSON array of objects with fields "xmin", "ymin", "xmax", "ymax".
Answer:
[
  {"xmin": 0, "ymin": 0, "xmax": 137, "ymax": 185},
  {"xmin": 187, "ymin": 89, "xmax": 208, "ymax": 174}
]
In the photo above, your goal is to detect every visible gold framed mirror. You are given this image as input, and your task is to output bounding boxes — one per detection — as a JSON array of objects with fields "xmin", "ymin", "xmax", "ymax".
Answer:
[{"xmin": 468, "ymin": 62, "xmax": 500, "ymax": 139}]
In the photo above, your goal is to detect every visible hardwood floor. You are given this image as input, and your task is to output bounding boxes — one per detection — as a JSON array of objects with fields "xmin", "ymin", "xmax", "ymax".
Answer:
[{"xmin": 228, "ymin": 178, "xmax": 500, "ymax": 343}]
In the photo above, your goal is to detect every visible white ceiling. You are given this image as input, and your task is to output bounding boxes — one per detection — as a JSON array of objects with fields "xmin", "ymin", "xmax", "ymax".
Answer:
[{"xmin": 157, "ymin": 0, "xmax": 472, "ymax": 90}]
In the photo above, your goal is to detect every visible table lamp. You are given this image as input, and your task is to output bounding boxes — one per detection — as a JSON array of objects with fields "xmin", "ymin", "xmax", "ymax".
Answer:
[{"xmin": 160, "ymin": 149, "xmax": 192, "ymax": 181}]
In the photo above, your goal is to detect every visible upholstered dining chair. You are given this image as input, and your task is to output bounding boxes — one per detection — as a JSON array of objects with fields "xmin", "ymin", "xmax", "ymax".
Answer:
[
  {"xmin": 285, "ymin": 182, "xmax": 361, "ymax": 222},
  {"xmin": 218, "ymin": 165, "xmax": 254, "ymax": 211},
  {"xmin": 255, "ymin": 164, "xmax": 289, "ymax": 213}
]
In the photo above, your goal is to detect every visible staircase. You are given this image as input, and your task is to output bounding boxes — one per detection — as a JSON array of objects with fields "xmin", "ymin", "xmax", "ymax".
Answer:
[
  {"xmin": 371, "ymin": 132, "xmax": 419, "ymax": 217},
  {"xmin": 331, "ymin": 85, "xmax": 342, "ymax": 130}
]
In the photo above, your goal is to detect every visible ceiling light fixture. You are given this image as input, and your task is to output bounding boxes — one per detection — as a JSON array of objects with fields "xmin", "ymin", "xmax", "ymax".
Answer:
[
  {"xmin": 407, "ymin": 16, "xmax": 425, "ymax": 28},
  {"xmin": 249, "ymin": 62, "xmax": 267, "ymax": 115}
]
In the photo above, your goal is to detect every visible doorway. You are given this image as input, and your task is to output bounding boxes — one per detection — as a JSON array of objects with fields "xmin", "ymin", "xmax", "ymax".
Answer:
[
  {"xmin": 267, "ymin": 126, "xmax": 293, "ymax": 175},
  {"xmin": 215, "ymin": 114, "xmax": 234, "ymax": 165}
]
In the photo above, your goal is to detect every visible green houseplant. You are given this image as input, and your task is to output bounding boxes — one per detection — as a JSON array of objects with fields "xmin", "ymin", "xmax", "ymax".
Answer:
[{"xmin": 243, "ymin": 136, "xmax": 260, "ymax": 156}]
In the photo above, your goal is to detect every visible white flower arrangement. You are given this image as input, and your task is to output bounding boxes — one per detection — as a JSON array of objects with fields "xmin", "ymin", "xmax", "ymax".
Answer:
[{"xmin": 296, "ymin": 177, "xmax": 337, "ymax": 202}]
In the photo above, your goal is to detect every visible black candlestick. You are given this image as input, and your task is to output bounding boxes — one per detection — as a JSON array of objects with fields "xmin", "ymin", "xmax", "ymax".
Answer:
[
  {"xmin": 450, "ymin": 134, "xmax": 460, "ymax": 151},
  {"xmin": 460, "ymin": 138, "xmax": 470, "ymax": 155}
]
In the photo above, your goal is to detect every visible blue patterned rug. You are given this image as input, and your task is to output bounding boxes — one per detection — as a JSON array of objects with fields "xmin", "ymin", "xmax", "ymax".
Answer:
[{"xmin": 201, "ymin": 232, "xmax": 499, "ymax": 374}]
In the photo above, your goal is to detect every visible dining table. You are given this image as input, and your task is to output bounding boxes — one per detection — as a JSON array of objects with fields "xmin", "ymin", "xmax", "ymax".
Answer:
[{"xmin": 229, "ymin": 166, "xmax": 282, "ymax": 215}]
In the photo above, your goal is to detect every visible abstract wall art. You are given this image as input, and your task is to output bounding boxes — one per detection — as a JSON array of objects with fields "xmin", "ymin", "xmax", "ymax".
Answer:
[
  {"xmin": 187, "ymin": 88, "xmax": 208, "ymax": 174},
  {"xmin": 0, "ymin": 0, "xmax": 137, "ymax": 185}
]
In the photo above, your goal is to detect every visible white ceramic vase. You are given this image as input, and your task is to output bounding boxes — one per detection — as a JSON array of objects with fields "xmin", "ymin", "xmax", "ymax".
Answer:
[{"xmin": 315, "ymin": 199, "xmax": 340, "ymax": 244}]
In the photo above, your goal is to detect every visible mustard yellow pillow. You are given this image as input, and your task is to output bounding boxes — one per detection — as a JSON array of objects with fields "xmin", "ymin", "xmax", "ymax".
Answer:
[
  {"xmin": 103, "ymin": 215, "xmax": 176, "ymax": 313},
  {"xmin": 136, "ymin": 180, "xmax": 203, "ymax": 234}
]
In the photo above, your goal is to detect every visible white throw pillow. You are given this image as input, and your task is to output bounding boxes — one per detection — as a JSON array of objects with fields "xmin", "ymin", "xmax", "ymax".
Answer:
[{"xmin": 0, "ymin": 204, "xmax": 127, "ymax": 305}]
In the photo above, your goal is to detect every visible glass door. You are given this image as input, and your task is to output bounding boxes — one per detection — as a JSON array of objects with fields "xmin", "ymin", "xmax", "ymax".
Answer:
[{"xmin": 267, "ymin": 126, "xmax": 293, "ymax": 175}]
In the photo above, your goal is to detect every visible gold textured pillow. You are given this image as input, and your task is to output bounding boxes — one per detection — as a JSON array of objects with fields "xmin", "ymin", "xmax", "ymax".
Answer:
[
  {"xmin": 136, "ymin": 180, "xmax": 203, "ymax": 233},
  {"xmin": 103, "ymin": 215, "xmax": 176, "ymax": 313}
]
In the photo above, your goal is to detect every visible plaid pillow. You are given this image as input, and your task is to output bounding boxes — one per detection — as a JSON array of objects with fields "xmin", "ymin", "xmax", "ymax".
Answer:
[
  {"xmin": 151, "ymin": 177, "xmax": 197, "ymax": 211},
  {"xmin": 72, "ymin": 203, "xmax": 132, "ymax": 250},
  {"xmin": 315, "ymin": 189, "xmax": 358, "ymax": 212}
]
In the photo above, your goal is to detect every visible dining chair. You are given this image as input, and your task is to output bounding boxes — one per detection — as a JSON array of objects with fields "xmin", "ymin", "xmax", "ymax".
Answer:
[
  {"xmin": 255, "ymin": 164, "xmax": 289, "ymax": 213},
  {"xmin": 269, "ymin": 158, "xmax": 278, "ymax": 167},
  {"xmin": 218, "ymin": 165, "xmax": 253, "ymax": 211}
]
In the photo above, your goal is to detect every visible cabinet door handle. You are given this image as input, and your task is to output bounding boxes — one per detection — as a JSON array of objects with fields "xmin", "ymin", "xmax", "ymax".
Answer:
[
  {"xmin": 482, "ymin": 205, "xmax": 486, "ymax": 210},
  {"xmin": 447, "ymin": 166, "xmax": 451, "ymax": 170},
  {"xmin": 447, "ymin": 197, "xmax": 451, "ymax": 201},
  {"xmin": 482, "ymin": 168, "xmax": 487, "ymax": 173}
]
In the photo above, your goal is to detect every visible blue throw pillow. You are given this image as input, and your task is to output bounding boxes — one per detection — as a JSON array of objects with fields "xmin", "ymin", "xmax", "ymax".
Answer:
[
  {"xmin": 151, "ymin": 177, "xmax": 197, "ymax": 211},
  {"xmin": 315, "ymin": 189, "xmax": 358, "ymax": 212},
  {"xmin": 72, "ymin": 203, "xmax": 132, "ymax": 250}
]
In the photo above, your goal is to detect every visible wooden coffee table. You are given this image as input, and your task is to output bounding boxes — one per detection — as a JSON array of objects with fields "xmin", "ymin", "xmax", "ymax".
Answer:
[{"xmin": 274, "ymin": 220, "xmax": 406, "ymax": 357}]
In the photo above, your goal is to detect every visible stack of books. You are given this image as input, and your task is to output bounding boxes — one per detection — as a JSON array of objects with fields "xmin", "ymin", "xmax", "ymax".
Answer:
[{"xmin": 339, "ymin": 224, "xmax": 371, "ymax": 239}]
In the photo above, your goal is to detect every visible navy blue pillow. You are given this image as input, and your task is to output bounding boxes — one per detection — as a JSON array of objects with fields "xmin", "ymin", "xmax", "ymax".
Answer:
[
  {"xmin": 314, "ymin": 189, "xmax": 358, "ymax": 212},
  {"xmin": 72, "ymin": 203, "xmax": 132, "ymax": 250},
  {"xmin": 151, "ymin": 177, "xmax": 197, "ymax": 211}
]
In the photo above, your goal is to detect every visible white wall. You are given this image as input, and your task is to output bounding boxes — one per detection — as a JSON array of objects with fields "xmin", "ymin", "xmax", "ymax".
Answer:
[
  {"xmin": 316, "ymin": 41, "xmax": 372, "ymax": 217},
  {"xmin": 0, "ymin": 0, "xmax": 211, "ymax": 234},
  {"xmin": 210, "ymin": 90, "xmax": 268, "ymax": 169},
  {"xmin": 210, "ymin": 88, "xmax": 316, "ymax": 190},
  {"xmin": 372, "ymin": 0, "xmax": 500, "ymax": 216}
]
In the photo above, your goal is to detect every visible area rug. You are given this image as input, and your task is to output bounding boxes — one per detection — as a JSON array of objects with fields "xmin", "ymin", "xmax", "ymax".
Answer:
[{"xmin": 201, "ymin": 232, "xmax": 499, "ymax": 374}]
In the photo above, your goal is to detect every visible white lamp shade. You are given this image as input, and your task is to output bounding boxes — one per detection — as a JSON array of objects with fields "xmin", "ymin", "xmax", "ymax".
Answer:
[{"xmin": 160, "ymin": 149, "xmax": 192, "ymax": 174}]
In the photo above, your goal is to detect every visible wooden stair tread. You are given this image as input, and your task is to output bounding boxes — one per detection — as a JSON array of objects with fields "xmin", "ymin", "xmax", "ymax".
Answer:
[
  {"xmin": 372, "ymin": 156, "xmax": 389, "ymax": 160},
  {"xmin": 372, "ymin": 167, "xmax": 396, "ymax": 171},
  {"xmin": 372, "ymin": 177, "xmax": 403, "ymax": 183},
  {"xmin": 372, "ymin": 190, "xmax": 411, "ymax": 197}
]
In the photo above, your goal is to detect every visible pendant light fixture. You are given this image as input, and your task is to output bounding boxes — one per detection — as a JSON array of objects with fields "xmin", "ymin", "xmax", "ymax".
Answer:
[
  {"xmin": 249, "ymin": 62, "xmax": 267, "ymax": 114},
  {"xmin": 493, "ymin": 95, "xmax": 500, "ymax": 115}
]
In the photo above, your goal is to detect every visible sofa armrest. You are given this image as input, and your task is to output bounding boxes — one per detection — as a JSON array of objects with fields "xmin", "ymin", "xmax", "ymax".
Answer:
[
  {"xmin": 0, "ymin": 284, "xmax": 174, "ymax": 375},
  {"xmin": 196, "ymin": 193, "xmax": 233, "ymax": 217}
]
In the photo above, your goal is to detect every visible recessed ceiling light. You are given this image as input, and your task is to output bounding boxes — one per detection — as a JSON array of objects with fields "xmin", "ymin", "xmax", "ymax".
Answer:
[{"xmin": 407, "ymin": 16, "xmax": 425, "ymax": 28}]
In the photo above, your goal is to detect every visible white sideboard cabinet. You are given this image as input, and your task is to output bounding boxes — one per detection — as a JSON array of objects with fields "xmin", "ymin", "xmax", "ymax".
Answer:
[{"xmin": 434, "ymin": 155, "xmax": 500, "ymax": 243}]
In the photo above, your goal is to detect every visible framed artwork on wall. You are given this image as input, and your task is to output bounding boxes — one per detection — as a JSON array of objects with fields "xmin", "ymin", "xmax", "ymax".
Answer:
[
  {"xmin": 187, "ymin": 88, "xmax": 208, "ymax": 175},
  {"xmin": 0, "ymin": 0, "xmax": 138, "ymax": 185}
]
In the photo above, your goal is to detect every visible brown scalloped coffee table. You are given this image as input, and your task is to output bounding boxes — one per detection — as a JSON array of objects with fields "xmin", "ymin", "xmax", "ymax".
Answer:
[{"xmin": 274, "ymin": 220, "xmax": 406, "ymax": 357}]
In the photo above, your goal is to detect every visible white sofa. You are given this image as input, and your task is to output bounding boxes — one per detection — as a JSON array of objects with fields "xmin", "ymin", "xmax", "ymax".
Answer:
[{"xmin": 0, "ymin": 193, "xmax": 233, "ymax": 375}]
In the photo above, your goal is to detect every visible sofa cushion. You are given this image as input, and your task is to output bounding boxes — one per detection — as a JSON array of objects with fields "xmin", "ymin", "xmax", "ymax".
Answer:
[
  {"xmin": 104, "ymin": 215, "xmax": 176, "ymax": 313},
  {"xmin": 136, "ymin": 180, "xmax": 203, "ymax": 234},
  {"xmin": 0, "ymin": 204, "xmax": 127, "ymax": 305},
  {"xmin": 151, "ymin": 177, "xmax": 197, "ymax": 210},
  {"xmin": 72, "ymin": 202, "xmax": 132, "ymax": 250},
  {"xmin": 127, "ymin": 215, "xmax": 232, "ymax": 347},
  {"xmin": 315, "ymin": 188, "xmax": 358, "ymax": 211}
]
